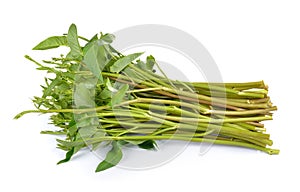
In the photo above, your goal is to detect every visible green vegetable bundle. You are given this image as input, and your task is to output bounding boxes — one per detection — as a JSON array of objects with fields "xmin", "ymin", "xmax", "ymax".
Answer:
[{"xmin": 15, "ymin": 24, "xmax": 278, "ymax": 172}]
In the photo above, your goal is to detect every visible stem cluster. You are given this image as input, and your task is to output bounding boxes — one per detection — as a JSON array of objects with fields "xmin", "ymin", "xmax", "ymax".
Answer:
[{"xmin": 15, "ymin": 24, "xmax": 279, "ymax": 172}]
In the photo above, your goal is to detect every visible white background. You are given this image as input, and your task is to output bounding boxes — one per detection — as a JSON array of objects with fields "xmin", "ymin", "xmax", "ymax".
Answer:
[{"xmin": 1, "ymin": 0, "xmax": 299, "ymax": 191}]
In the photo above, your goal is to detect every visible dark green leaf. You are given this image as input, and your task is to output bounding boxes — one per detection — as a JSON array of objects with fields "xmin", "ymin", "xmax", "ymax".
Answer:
[
  {"xmin": 121, "ymin": 140, "xmax": 157, "ymax": 150},
  {"xmin": 99, "ymin": 88, "xmax": 111, "ymax": 99},
  {"xmin": 57, "ymin": 147, "xmax": 74, "ymax": 164},
  {"xmin": 110, "ymin": 52, "xmax": 144, "ymax": 73},
  {"xmin": 67, "ymin": 24, "xmax": 83, "ymax": 60},
  {"xmin": 138, "ymin": 140, "xmax": 157, "ymax": 150},
  {"xmin": 33, "ymin": 36, "xmax": 68, "ymax": 50},
  {"xmin": 95, "ymin": 141, "xmax": 123, "ymax": 172},
  {"xmin": 111, "ymin": 84, "xmax": 129, "ymax": 106}
]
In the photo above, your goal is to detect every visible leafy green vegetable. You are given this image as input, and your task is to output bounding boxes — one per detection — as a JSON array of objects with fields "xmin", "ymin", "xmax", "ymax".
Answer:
[{"xmin": 15, "ymin": 24, "xmax": 279, "ymax": 173}]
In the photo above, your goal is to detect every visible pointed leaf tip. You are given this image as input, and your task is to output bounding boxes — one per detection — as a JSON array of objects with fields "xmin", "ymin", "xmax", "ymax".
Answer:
[
  {"xmin": 95, "ymin": 141, "xmax": 123, "ymax": 172},
  {"xmin": 67, "ymin": 23, "xmax": 83, "ymax": 59},
  {"xmin": 57, "ymin": 147, "xmax": 75, "ymax": 165},
  {"xmin": 32, "ymin": 36, "xmax": 68, "ymax": 50},
  {"xmin": 110, "ymin": 52, "xmax": 144, "ymax": 73}
]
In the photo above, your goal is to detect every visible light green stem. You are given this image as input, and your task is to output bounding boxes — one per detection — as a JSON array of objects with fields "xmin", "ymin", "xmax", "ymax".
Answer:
[{"xmin": 69, "ymin": 135, "xmax": 279, "ymax": 155}]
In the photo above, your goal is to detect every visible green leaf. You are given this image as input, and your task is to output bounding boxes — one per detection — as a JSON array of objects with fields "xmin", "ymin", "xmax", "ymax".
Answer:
[
  {"xmin": 113, "ymin": 81, "xmax": 127, "ymax": 90},
  {"xmin": 122, "ymin": 140, "xmax": 157, "ymax": 150},
  {"xmin": 83, "ymin": 42, "xmax": 110, "ymax": 83},
  {"xmin": 100, "ymin": 33, "xmax": 115, "ymax": 43},
  {"xmin": 91, "ymin": 130, "xmax": 106, "ymax": 151},
  {"xmin": 108, "ymin": 45, "xmax": 121, "ymax": 55},
  {"xmin": 95, "ymin": 141, "xmax": 123, "ymax": 172},
  {"xmin": 74, "ymin": 82, "xmax": 95, "ymax": 108},
  {"xmin": 67, "ymin": 24, "xmax": 83, "ymax": 60},
  {"xmin": 78, "ymin": 125, "xmax": 98, "ymax": 138},
  {"xmin": 83, "ymin": 34, "xmax": 98, "ymax": 55},
  {"xmin": 136, "ymin": 56, "xmax": 155, "ymax": 71},
  {"xmin": 111, "ymin": 84, "xmax": 129, "ymax": 106},
  {"xmin": 75, "ymin": 113, "xmax": 100, "ymax": 143},
  {"xmin": 136, "ymin": 60, "xmax": 146, "ymax": 70},
  {"xmin": 146, "ymin": 55, "xmax": 156, "ymax": 71},
  {"xmin": 106, "ymin": 78, "xmax": 117, "ymax": 92},
  {"xmin": 42, "ymin": 77, "xmax": 62, "ymax": 98},
  {"xmin": 57, "ymin": 147, "xmax": 74, "ymax": 164},
  {"xmin": 68, "ymin": 120, "xmax": 78, "ymax": 137},
  {"xmin": 110, "ymin": 52, "xmax": 144, "ymax": 73},
  {"xmin": 99, "ymin": 88, "xmax": 111, "ymax": 99},
  {"xmin": 75, "ymin": 112, "xmax": 98, "ymax": 127},
  {"xmin": 138, "ymin": 140, "xmax": 157, "ymax": 150},
  {"xmin": 33, "ymin": 36, "xmax": 68, "ymax": 50}
]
